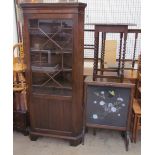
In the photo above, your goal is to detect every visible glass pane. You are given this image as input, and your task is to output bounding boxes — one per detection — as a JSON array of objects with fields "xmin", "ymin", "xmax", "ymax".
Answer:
[{"xmin": 29, "ymin": 19, "xmax": 73, "ymax": 96}]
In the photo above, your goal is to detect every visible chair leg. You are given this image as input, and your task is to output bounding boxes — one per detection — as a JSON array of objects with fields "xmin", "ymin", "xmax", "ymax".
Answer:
[
  {"xmin": 132, "ymin": 114, "xmax": 137, "ymax": 143},
  {"xmin": 134, "ymin": 116, "xmax": 138, "ymax": 143},
  {"xmin": 135, "ymin": 117, "xmax": 140, "ymax": 143},
  {"xmin": 130, "ymin": 111, "xmax": 134, "ymax": 142}
]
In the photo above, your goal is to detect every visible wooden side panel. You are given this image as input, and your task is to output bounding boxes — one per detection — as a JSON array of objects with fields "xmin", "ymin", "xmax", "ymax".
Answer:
[{"xmin": 71, "ymin": 8, "xmax": 85, "ymax": 134}]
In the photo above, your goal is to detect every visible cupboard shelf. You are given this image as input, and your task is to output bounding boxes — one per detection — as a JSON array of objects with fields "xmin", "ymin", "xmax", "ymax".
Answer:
[
  {"xmin": 31, "ymin": 66, "xmax": 72, "ymax": 73},
  {"xmin": 32, "ymin": 86, "xmax": 72, "ymax": 96},
  {"xmin": 30, "ymin": 49, "xmax": 72, "ymax": 54},
  {"xmin": 29, "ymin": 28, "xmax": 72, "ymax": 35}
]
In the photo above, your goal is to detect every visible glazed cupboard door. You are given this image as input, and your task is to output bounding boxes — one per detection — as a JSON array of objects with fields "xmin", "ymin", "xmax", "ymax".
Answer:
[
  {"xmin": 29, "ymin": 19, "xmax": 73, "ymax": 97},
  {"xmin": 28, "ymin": 18, "xmax": 74, "ymax": 134}
]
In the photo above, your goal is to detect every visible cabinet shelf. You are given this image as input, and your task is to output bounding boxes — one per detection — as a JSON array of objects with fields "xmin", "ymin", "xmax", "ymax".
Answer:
[
  {"xmin": 32, "ymin": 85, "xmax": 72, "ymax": 96},
  {"xmin": 13, "ymin": 110, "xmax": 27, "ymax": 114},
  {"xmin": 32, "ymin": 65, "xmax": 59, "ymax": 73},
  {"xmin": 29, "ymin": 27, "xmax": 72, "ymax": 30},
  {"xmin": 29, "ymin": 27, "xmax": 72, "ymax": 35},
  {"xmin": 32, "ymin": 85, "xmax": 72, "ymax": 90},
  {"xmin": 31, "ymin": 66, "xmax": 72, "ymax": 73},
  {"xmin": 30, "ymin": 49, "xmax": 72, "ymax": 54}
]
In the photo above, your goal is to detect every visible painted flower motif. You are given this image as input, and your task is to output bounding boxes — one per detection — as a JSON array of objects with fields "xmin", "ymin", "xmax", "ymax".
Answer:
[
  {"xmin": 93, "ymin": 114, "xmax": 98, "ymax": 119},
  {"xmin": 117, "ymin": 97, "xmax": 124, "ymax": 102},
  {"xmin": 94, "ymin": 92, "xmax": 99, "ymax": 96},
  {"xmin": 122, "ymin": 103, "xmax": 125, "ymax": 107},
  {"xmin": 104, "ymin": 106, "xmax": 109, "ymax": 112},
  {"xmin": 94, "ymin": 101, "xmax": 97, "ymax": 104},
  {"xmin": 99, "ymin": 101, "xmax": 105, "ymax": 106},
  {"xmin": 109, "ymin": 91, "xmax": 115, "ymax": 96},
  {"xmin": 108, "ymin": 103, "xmax": 113, "ymax": 107},
  {"xmin": 111, "ymin": 107, "xmax": 117, "ymax": 112},
  {"xmin": 101, "ymin": 91, "xmax": 105, "ymax": 95},
  {"xmin": 118, "ymin": 114, "xmax": 121, "ymax": 116}
]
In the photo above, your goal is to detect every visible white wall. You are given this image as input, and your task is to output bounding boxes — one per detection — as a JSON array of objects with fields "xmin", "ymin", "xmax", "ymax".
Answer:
[
  {"xmin": 81, "ymin": 0, "xmax": 141, "ymax": 59},
  {"xmin": 81, "ymin": 0, "xmax": 141, "ymax": 28},
  {"xmin": 19, "ymin": 0, "xmax": 141, "ymax": 59}
]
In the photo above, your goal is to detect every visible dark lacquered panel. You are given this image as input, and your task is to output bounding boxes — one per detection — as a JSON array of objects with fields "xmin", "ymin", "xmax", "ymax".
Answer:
[{"xmin": 86, "ymin": 85, "xmax": 131, "ymax": 127}]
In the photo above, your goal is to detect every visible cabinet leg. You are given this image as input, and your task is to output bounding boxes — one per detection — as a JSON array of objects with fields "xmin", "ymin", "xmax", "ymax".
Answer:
[
  {"xmin": 82, "ymin": 128, "xmax": 85, "ymax": 145},
  {"xmin": 121, "ymin": 131, "xmax": 125, "ymax": 138},
  {"xmin": 93, "ymin": 128, "xmax": 96, "ymax": 136},
  {"xmin": 23, "ymin": 130, "xmax": 29, "ymax": 136},
  {"xmin": 85, "ymin": 127, "xmax": 88, "ymax": 133},
  {"xmin": 70, "ymin": 138, "xmax": 82, "ymax": 146},
  {"xmin": 29, "ymin": 134, "xmax": 38, "ymax": 141}
]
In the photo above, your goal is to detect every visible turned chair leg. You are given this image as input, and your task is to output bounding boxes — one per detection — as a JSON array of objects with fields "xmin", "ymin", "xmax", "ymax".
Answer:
[{"xmin": 135, "ymin": 116, "xmax": 140, "ymax": 143}]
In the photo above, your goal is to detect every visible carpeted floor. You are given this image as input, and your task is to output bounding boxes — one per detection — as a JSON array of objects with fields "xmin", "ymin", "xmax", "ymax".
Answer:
[{"xmin": 13, "ymin": 129, "xmax": 141, "ymax": 155}]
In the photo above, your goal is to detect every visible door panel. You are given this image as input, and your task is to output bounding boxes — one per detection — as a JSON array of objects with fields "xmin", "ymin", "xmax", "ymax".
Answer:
[{"xmin": 31, "ymin": 95, "xmax": 72, "ymax": 132}]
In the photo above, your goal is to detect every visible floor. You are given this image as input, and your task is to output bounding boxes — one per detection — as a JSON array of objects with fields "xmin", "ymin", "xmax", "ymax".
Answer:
[{"xmin": 14, "ymin": 129, "xmax": 141, "ymax": 155}]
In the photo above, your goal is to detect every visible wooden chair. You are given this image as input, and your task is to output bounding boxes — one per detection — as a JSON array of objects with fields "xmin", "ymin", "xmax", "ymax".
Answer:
[
  {"xmin": 131, "ymin": 54, "xmax": 141, "ymax": 143},
  {"xmin": 131, "ymin": 99, "xmax": 141, "ymax": 143},
  {"xmin": 13, "ymin": 42, "xmax": 27, "ymax": 92},
  {"xmin": 13, "ymin": 43, "xmax": 29, "ymax": 135},
  {"xmin": 135, "ymin": 54, "xmax": 141, "ymax": 99}
]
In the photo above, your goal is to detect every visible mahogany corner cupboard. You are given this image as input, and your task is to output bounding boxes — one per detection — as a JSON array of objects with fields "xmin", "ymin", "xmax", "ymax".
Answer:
[{"xmin": 20, "ymin": 2, "xmax": 87, "ymax": 145}]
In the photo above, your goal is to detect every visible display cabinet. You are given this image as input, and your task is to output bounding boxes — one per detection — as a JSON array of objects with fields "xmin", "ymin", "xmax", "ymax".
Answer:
[{"xmin": 20, "ymin": 2, "xmax": 86, "ymax": 145}]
